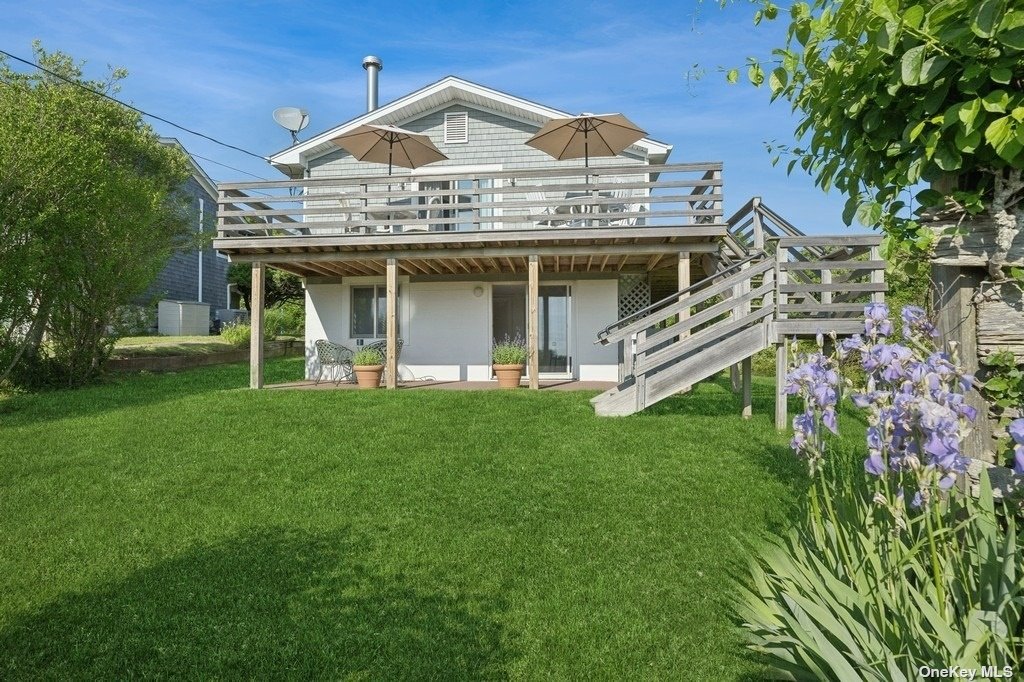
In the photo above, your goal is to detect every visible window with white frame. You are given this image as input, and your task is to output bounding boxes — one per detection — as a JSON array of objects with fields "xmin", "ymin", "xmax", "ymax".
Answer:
[
  {"xmin": 444, "ymin": 111, "xmax": 469, "ymax": 143},
  {"xmin": 350, "ymin": 285, "xmax": 399, "ymax": 338}
]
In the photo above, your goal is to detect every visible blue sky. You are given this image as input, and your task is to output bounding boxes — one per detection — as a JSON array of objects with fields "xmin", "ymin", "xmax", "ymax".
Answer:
[{"xmin": 2, "ymin": 0, "xmax": 858, "ymax": 232}]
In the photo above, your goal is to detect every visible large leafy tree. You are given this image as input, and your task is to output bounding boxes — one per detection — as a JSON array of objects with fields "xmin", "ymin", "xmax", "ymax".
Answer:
[
  {"xmin": 227, "ymin": 263, "xmax": 304, "ymax": 311},
  {"xmin": 0, "ymin": 42, "xmax": 192, "ymax": 386},
  {"xmin": 732, "ymin": 0, "xmax": 1024, "ymax": 276}
]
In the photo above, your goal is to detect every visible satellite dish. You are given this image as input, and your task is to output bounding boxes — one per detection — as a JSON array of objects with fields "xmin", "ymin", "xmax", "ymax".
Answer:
[{"xmin": 273, "ymin": 107, "xmax": 310, "ymax": 144}]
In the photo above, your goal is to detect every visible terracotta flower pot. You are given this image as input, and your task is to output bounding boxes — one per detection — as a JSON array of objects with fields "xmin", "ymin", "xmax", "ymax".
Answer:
[
  {"xmin": 354, "ymin": 365, "xmax": 384, "ymax": 388},
  {"xmin": 493, "ymin": 364, "xmax": 525, "ymax": 389}
]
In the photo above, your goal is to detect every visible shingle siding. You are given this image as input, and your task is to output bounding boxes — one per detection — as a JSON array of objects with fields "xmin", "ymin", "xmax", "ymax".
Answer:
[
  {"xmin": 309, "ymin": 103, "xmax": 646, "ymax": 177},
  {"xmin": 142, "ymin": 175, "xmax": 228, "ymax": 311}
]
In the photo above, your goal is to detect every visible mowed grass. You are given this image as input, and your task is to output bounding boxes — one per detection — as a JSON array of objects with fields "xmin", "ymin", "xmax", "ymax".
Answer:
[
  {"xmin": 112, "ymin": 335, "xmax": 240, "ymax": 358},
  {"xmin": 0, "ymin": 358, "xmax": 865, "ymax": 679}
]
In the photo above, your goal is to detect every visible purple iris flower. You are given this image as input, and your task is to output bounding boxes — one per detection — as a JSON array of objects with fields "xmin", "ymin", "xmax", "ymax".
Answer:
[
  {"xmin": 864, "ymin": 303, "xmax": 893, "ymax": 337},
  {"xmin": 901, "ymin": 305, "xmax": 939, "ymax": 339},
  {"xmin": 822, "ymin": 407, "xmax": 838, "ymax": 434},
  {"xmin": 1015, "ymin": 445, "xmax": 1024, "ymax": 476},
  {"xmin": 1008, "ymin": 419, "xmax": 1024, "ymax": 445},
  {"xmin": 864, "ymin": 453, "xmax": 885, "ymax": 476}
]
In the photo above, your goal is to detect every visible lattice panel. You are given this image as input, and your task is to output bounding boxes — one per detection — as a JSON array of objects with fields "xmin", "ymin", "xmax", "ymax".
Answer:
[{"xmin": 618, "ymin": 274, "xmax": 651, "ymax": 318}]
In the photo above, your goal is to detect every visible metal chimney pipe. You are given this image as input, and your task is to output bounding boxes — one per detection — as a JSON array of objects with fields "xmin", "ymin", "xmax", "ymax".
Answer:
[{"xmin": 362, "ymin": 55, "xmax": 382, "ymax": 112}]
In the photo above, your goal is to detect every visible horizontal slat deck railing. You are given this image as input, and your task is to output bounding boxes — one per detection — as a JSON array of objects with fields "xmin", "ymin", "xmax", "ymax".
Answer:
[
  {"xmin": 215, "ymin": 162, "xmax": 724, "ymax": 238},
  {"xmin": 591, "ymin": 232, "xmax": 886, "ymax": 415},
  {"xmin": 772, "ymin": 234, "xmax": 886, "ymax": 337},
  {"xmin": 593, "ymin": 253, "xmax": 776, "ymax": 414},
  {"xmin": 597, "ymin": 251, "xmax": 769, "ymax": 345}
]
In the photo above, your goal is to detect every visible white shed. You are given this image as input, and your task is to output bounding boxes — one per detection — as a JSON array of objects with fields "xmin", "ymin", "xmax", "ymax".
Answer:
[{"xmin": 158, "ymin": 300, "xmax": 210, "ymax": 336}]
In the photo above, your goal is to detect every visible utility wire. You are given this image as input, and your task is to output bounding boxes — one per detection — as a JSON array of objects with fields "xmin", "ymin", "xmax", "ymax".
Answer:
[
  {"xmin": 0, "ymin": 48, "xmax": 269, "ymax": 161},
  {"xmin": 191, "ymin": 152, "xmax": 271, "ymax": 181}
]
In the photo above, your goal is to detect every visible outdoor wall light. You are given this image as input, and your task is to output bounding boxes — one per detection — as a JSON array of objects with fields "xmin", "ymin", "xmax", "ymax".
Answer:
[{"xmin": 473, "ymin": 286, "xmax": 484, "ymax": 297}]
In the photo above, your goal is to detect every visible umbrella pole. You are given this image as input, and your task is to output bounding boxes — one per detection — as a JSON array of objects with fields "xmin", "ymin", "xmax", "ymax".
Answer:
[{"xmin": 584, "ymin": 129, "xmax": 593, "ymax": 226}]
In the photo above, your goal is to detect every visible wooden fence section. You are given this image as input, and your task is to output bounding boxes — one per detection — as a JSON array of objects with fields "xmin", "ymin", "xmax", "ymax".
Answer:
[{"xmin": 215, "ymin": 162, "xmax": 723, "ymax": 238}]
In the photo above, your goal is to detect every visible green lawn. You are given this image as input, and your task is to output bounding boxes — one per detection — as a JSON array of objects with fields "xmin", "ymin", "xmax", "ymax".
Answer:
[
  {"xmin": 0, "ymin": 358, "xmax": 864, "ymax": 679},
  {"xmin": 112, "ymin": 335, "xmax": 240, "ymax": 358}
]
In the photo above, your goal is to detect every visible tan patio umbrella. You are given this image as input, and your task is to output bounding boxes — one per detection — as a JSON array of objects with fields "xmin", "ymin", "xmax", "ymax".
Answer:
[
  {"xmin": 525, "ymin": 113, "xmax": 647, "ymax": 167},
  {"xmin": 330, "ymin": 124, "xmax": 448, "ymax": 175}
]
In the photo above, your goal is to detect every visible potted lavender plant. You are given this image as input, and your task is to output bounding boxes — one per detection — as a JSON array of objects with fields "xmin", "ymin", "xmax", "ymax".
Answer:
[
  {"xmin": 492, "ymin": 335, "xmax": 528, "ymax": 388},
  {"xmin": 352, "ymin": 347, "xmax": 384, "ymax": 388}
]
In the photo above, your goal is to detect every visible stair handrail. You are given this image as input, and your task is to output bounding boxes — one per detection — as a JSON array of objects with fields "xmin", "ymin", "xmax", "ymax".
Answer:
[{"xmin": 596, "ymin": 248, "xmax": 767, "ymax": 343}]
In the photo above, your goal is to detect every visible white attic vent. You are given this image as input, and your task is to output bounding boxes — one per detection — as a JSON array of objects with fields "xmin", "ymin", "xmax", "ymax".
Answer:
[{"xmin": 444, "ymin": 111, "xmax": 469, "ymax": 143}]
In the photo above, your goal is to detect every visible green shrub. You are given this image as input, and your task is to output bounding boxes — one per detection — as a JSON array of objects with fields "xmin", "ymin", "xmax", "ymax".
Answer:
[
  {"xmin": 265, "ymin": 302, "xmax": 304, "ymax": 339},
  {"xmin": 491, "ymin": 335, "xmax": 527, "ymax": 365},
  {"xmin": 220, "ymin": 322, "xmax": 250, "ymax": 347},
  {"xmin": 353, "ymin": 347, "xmax": 384, "ymax": 366},
  {"xmin": 111, "ymin": 305, "xmax": 156, "ymax": 337}
]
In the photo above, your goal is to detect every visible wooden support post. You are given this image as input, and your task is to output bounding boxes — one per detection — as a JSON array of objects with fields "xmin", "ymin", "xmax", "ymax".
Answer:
[
  {"xmin": 751, "ymin": 196, "xmax": 764, "ymax": 251},
  {"xmin": 775, "ymin": 340, "xmax": 788, "ymax": 430},
  {"xmin": 932, "ymin": 264, "xmax": 992, "ymax": 461},
  {"xmin": 528, "ymin": 255, "xmax": 539, "ymax": 389},
  {"xmin": 869, "ymin": 245, "xmax": 884, "ymax": 304},
  {"xmin": 386, "ymin": 258, "xmax": 398, "ymax": 389},
  {"xmin": 250, "ymin": 261, "xmax": 265, "ymax": 389},
  {"xmin": 635, "ymin": 328, "xmax": 647, "ymax": 411},
  {"xmin": 678, "ymin": 251, "xmax": 692, "ymax": 392},
  {"xmin": 775, "ymin": 246, "xmax": 789, "ymax": 430},
  {"xmin": 741, "ymin": 355, "xmax": 752, "ymax": 419}
]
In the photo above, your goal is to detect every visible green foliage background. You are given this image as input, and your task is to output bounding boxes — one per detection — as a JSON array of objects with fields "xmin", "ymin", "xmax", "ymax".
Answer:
[{"xmin": 0, "ymin": 42, "xmax": 192, "ymax": 387}]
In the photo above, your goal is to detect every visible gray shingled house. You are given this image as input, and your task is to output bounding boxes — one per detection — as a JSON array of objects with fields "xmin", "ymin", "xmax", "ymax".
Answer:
[
  {"xmin": 214, "ymin": 63, "xmax": 885, "ymax": 423},
  {"xmin": 138, "ymin": 138, "xmax": 230, "ymax": 328}
]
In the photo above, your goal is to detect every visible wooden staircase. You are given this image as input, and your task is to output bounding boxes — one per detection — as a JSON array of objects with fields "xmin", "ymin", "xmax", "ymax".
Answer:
[{"xmin": 591, "ymin": 199, "xmax": 887, "ymax": 419}]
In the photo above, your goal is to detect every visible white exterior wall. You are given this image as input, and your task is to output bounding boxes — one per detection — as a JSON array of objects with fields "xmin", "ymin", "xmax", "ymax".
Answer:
[{"xmin": 304, "ymin": 277, "xmax": 619, "ymax": 382}]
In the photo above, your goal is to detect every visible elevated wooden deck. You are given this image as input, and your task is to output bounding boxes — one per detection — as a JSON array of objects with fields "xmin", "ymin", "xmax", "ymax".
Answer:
[{"xmin": 213, "ymin": 162, "xmax": 725, "ymax": 277}]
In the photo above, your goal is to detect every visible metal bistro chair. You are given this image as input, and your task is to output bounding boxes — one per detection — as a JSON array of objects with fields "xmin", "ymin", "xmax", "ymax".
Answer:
[
  {"xmin": 365, "ymin": 338, "xmax": 404, "ymax": 383},
  {"xmin": 314, "ymin": 339, "xmax": 355, "ymax": 386}
]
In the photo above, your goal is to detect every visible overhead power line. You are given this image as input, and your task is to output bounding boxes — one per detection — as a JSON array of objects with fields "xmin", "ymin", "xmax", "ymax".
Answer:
[
  {"xmin": 0, "ymin": 48, "xmax": 269, "ymax": 161},
  {"xmin": 191, "ymin": 152, "xmax": 271, "ymax": 181}
]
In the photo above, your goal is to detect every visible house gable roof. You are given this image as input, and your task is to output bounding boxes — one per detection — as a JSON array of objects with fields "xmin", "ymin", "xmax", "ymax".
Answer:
[
  {"xmin": 160, "ymin": 137, "xmax": 217, "ymax": 198},
  {"xmin": 268, "ymin": 76, "xmax": 673, "ymax": 177}
]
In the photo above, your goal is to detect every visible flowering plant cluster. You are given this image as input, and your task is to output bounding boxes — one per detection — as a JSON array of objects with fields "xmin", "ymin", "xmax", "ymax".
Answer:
[
  {"xmin": 742, "ymin": 303, "xmax": 1024, "ymax": 678},
  {"xmin": 786, "ymin": 303, "xmax": 996, "ymax": 514}
]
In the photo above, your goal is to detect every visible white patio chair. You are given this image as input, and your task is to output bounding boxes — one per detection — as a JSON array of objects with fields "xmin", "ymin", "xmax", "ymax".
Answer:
[
  {"xmin": 525, "ymin": 191, "xmax": 570, "ymax": 228},
  {"xmin": 605, "ymin": 180, "xmax": 648, "ymax": 227}
]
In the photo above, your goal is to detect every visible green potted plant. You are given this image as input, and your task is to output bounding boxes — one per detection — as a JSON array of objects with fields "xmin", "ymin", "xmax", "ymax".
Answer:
[
  {"xmin": 352, "ymin": 347, "xmax": 385, "ymax": 388},
  {"xmin": 492, "ymin": 335, "xmax": 528, "ymax": 388}
]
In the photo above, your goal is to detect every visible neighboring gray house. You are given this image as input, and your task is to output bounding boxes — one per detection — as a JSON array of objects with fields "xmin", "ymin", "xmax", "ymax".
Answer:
[{"xmin": 141, "ymin": 138, "xmax": 230, "ymax": 317}]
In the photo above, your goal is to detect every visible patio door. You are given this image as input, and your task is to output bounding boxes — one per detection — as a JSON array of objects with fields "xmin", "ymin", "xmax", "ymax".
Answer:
[
  {"xmin": 491, "ymin": 284, "xmax": 572, "ymax": 378},
  {"xmin": 538, "ymin": 285, "xmax": 571, "ymax": 376}
]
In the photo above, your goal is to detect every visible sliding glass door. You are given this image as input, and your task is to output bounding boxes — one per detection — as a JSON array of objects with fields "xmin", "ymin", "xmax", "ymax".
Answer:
[
  {"xmin": 491, "ymin": 284, "xmax": 572, "ymax": 377},
  {"xmin": 538, "ymin": 285, "xmax": 570, "ymax": 375}
]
